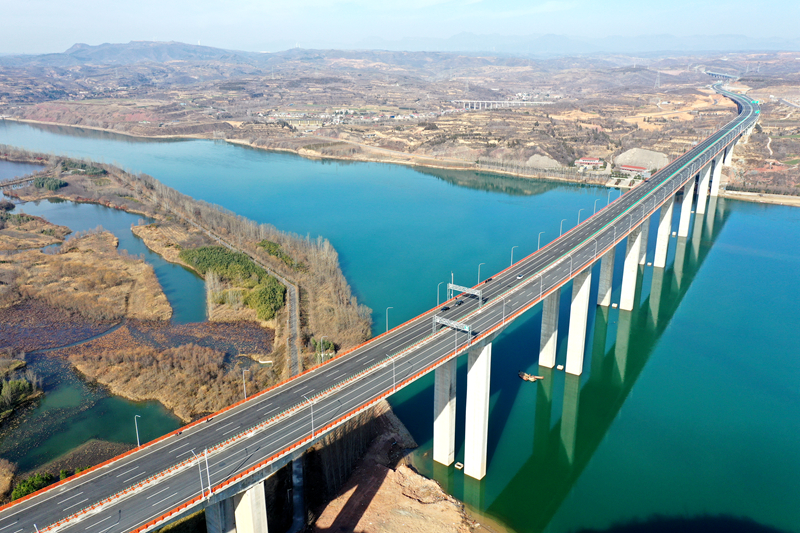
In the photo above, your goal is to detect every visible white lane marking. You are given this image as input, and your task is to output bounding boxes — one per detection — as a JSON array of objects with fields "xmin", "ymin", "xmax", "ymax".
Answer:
[
  {"xmin": 222, "ymin": 425, "xmax": 242, "ymax": 436},
  {"xmin": 86, "ymin": 515, "xmax": 112, "ymax": 528},
  {"xmin": 146, "ymin": 485, "xmax": 174, "ymax": 500},
  {"xmin": 176, "ymin": 450, "xmax": 193, "ymax": 458},
  {"xmin": 123, "ymin": 473, "xmax": 142, "ymax": 484},
  {"xmin": 0, "ymin": 522, "xmax": 20, "ymax": 531},
  {"xmin": 215, "ymin": 421, "xmax": 236, "ymax": 431},
  {"xmin": 11, "ymin": 529, "xmax": 22, "ymax": 533},
  {"xmin": 63, "ymin": 498, "xmax": 89, "ymax": 511},
  {"xmin": 115, "ymin": 466, "xmax": 138, "ymax": 477},
  {"xmin": 362, "ymin": 360, "xmax": 372, "ymax": 366},
  {"xmin": 154, "ymin": 493, "xmax": 178, "ymax": 506},
  {"xmin": 257, "ymin": 403, "xmax": 278, "ymax": 413},
  {"xmin": 167, "ymin": 441, "xmax": 193, "ymax": 454},
  {"xmin": 56, "ymin": 491, "xmax": 85, "ymax": 504},
  {"xmin": 98, "ymin": 521, "xmax": 117, "ymax": 533}
]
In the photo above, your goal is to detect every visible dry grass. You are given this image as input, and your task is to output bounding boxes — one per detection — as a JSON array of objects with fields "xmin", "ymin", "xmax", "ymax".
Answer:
[
  {"xmin": 0, "ymin": 459, "xmax": 15, "ymax": 502},
  {"xmin": 0, "ymin": 232, "xmax": 171, "ymax": 321},
  {"xmin": 0, "ymin": 214, "xmax": 71, "ymax": 251}
]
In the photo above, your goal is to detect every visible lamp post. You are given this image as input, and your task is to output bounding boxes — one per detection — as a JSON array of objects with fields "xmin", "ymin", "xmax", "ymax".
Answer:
[
  {"xmin": 389, "ymin": 354, "xmax": 396, "ymax": 391},
  {"xmin": 134, "ymin": 415, "xmax": 141, "ymax": 447},
  {"xmin": 607, "ymin": 188, "xmax": 612, "ymax": 205},
  {"xmin": 204, "ymin": 449, "xmax": 212, "ymax": 496},
  {"xmin": 560, "ymin": 219, "xmax": 567, "ymax": 236},
  {"xmin": 510, "ymin": 246, "xmax": 518, "ymax": 266},
  {"xmin": 242, "ymin": 368, "xmax": 250, "ymax": 399},
  {"xmin": 437, "ymin": 281, "xmax": 444, "ymax": 306},
  {"xmin": 577, "ymin": 209, "xmax": 584, "ymax": 224},
  {"xmin": 385, "ymin": 307, "xmax": 393, "ymax": 333},
  {"xmin": 502, "ymin": 298, "xmax": 507, "ymax": 324},
  {"xmin": 318, "ymin": 336, "xmax": 328, "ymax": 363},
  {"xmin": 191, "ymin": 450, "xmax": 205, "ymax": 499},
  {"xmin": 478, "ymin": 263, "xmax": 485, "ymax": 284},
  {"xmin": 538, "ymin": 231, "xmax": 545, "ymax": 250},
  {"xmin": 302, "ymin": 393, "xmax": 314, "ymax": 437},
  {"xmin": 594, "ymin": 198, "xmax": 601, "ymax": 215}
]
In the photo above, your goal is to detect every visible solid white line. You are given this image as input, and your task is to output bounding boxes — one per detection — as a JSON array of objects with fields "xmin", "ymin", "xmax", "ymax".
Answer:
[
  {"xmin": 56, "ymin": 491, "xmax": 84, "ymax": 504},
  {"xmin": 153, "ymin": 493, "xmax": 178, "ymax": 507},
  {"xmin": 86, "ymin": 515, "xmax": 112, "ymax": 528},
  {"xmin": 62, "ymin": 498, "xmax": 88, "ymax": 511},
  {"xmin": 146, "ymin": 485, "xmax": 174, "ymax": 500},
  {"xmin": 115, "ymin": 466, "xmax": 138, "ymax": 477}
]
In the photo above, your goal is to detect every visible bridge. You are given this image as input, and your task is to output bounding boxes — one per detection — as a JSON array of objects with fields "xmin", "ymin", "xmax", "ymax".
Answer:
[
  {"xmin": 0, "ymin": 175, "xmax": 38, "ymax": 189},
  {"xmin": 0, "ymin": 83, "xmax": 757, "ymax": 533}
]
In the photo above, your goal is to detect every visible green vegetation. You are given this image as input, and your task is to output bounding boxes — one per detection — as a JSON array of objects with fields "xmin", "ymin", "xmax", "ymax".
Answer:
[
  {"xmin": 180, "ymin": 246, "xmax": 285, "ymax": 320},
  {"xmin": 311, "ymin": 337, "xmax": 335, "ymax": 352},
  {"xmin": 257, "ymin": 240, "xmax": 306, "ymax": 271},
  {"xmin": 784, "ymin": 159, "xmax": 800, "ymax": 165},
  {"xmin": 62, "ymin": 160, "xmax": 107, "ymax": 176},
  {"xmin": 11, "ymin": 472, "xmax": 54, "ymax": 500},
  {"xmin": 33, "ymin": 177, "xmax": 67, "ymax": 191}
]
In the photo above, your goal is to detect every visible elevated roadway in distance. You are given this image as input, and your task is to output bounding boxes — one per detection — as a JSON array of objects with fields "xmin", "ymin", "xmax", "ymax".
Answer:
[{"xmin": 0, "ymin": 84, "xmax": 758, "ymax": 533}]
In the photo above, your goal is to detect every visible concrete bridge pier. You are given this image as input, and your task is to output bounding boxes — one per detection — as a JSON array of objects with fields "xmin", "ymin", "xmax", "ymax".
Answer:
[
  {"xmin": 538, "ymin": 289, "xmax": 561, "ymax": 367},
  {"xmin": 653, "ymin": 195, "xmax": 675, "ymax": 268},
  {"xmin": 614, "ymin": 307, "xmax": 634, "ymax": 382},
  {"xmin": 691, "ymin": 210, "xmax": 705, "ymax": 260},
  {"xmin": 566, "ymin": 268, "xmax": 592, "ymax": 375},
  {"xmin": 433, "ymin": 358, "xmax": 457, "ymax": 466},
  {"xmin": 233, "ymin": 481, "xmax": 269, "ymax": 533},
  {"xmin": 677, "ymin": 180, "xmax": 696, "ymax": 237},
  {"xmin": 710, "ymin": 157, "xmax": 723, "ymax": 197},
  {"xmin": 696, "ymin": 164, "xmax": 712, "ymax": 215},
  {"xmin": 673, "ymin": 236, "xmax": 688, "ymax": 289},
  {"xmin": 649, "ymin": 267, "xmax": 665, "ymax": 326},
  {"xmin": 206, "ymin": 498, "xmax": 237, "ymax": 533},
  {"xmin": 464, "ymin": 341, "xmax": 492, "ymax": 480},
  {"xmin": 619, "ymin": 225, "xmax": 643, "ymax": 311},
  {"xmin": 597, "ymin": 249, "xmax": 615, "ymax": 306},
  {"xmin": 723, "ymin": 143, "xmax": 735, "ymax": 166},
  {"xmin": 638, "ymin": 219, "xmax": 650, "ymax": 265},
  {"xmin": 705, "ymin": 197, "xmax": 719, "ymax": 235}
]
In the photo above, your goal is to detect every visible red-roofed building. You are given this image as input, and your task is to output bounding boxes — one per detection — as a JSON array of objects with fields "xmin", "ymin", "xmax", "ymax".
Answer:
[{"xmin": 619, "ymin": 165, "xmax": 648, "ymax": 176}]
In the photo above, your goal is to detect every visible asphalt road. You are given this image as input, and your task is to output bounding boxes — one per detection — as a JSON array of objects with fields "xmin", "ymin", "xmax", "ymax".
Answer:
[{"xmin": 0, "ymin": 85, "xmax": 757, "ymax": 533}]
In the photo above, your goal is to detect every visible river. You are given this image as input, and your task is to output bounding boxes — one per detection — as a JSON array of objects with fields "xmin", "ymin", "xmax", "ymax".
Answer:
[{"xmin": 1, "ymin": 120, "xmax": 798, "ymax": 532}]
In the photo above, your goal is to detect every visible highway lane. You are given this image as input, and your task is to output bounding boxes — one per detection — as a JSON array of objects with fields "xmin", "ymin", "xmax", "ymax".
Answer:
[{"xmin": 1, "ymin": 85, "xmax": 756, "ymax": 533}]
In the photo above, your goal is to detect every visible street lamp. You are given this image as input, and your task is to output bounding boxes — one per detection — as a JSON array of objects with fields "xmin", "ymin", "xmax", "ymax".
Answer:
[
  {"xmin": 560, "ymin": 219, "xmax": 567, "ymax": 236},
  {"xmin": 242, "ymin": 368, "xmax": 250, "ymax": 399},
  {"xmin": 510, "ymin": 246, "xmax": 518, "ymax": 266},
  {"xmin": 318, "ymin": 336, "xmax": 328, "ymax": 363},
  {"xmin": 389, "ymin": 354, "xmax": 396, "ymax": 391},
  {"xmin": 134, "ymin": 415, "xmax": 141, "ymax": 447},
  {"xmin": 302, "ymin": 393, "xmax": 315, "ymax": 437},
  {"xmin": 478, "ymin": 263, "xmax": 485, "ymax": 283},
  {"xmin": 607, "ymin": 189, "xmax": 612, "ymax": 205},
  {"xmin": 538, "ymin": 231, "xmax": 545, "ymax": 250},
  {"xmin": 577, "ymin": 209, "xmax": 584, "ymax": 224},
  {"xmin": 594, "ymin": 199, "xmax": 601, "ymax": 214},
  {"xmin": 191, "ymin": 449, "xmax": 205, "ymax": 499},
  {"xmin": 385, "ymin": 307, "xmax": 393, "ymax": 333},
  {"xmin": 437, "ymin": 281, "xmax": 444, "ymax": 306}
]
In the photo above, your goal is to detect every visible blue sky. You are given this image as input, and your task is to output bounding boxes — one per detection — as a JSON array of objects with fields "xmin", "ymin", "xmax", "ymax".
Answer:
[{"xmin": 3, "ymin": 0, "xmax": 799, "ymax": 54}]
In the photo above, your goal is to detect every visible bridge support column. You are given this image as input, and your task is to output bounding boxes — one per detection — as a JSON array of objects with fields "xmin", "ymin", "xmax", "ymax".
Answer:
[
  {"xmin": 234, "ymin": 481, "xmax": 269, "ymax": 533},
  {"xmin": 723, "ymin": 143, "xmax": 734, "ymax": 166},
  {"xmin": 464, "ymin": 342, "xmax": 492, "ymax": 480},
  {"xmin": 677, "ymin": 180, "xmax": 695, "ymax": 237},
  {"xmin": 290, "ymin": 456, "xmax": 305, "ymax": 533},
  {"xmin": 653, "ymin": 195, "xmax": 674, "ymax": 268},
  {"xmin": 566, "ymin": 268, "xmax": 592, "ymax": 376},
  {"xmin": 619, "ymin": 225, "xmax": 643, "ymax": 312},
  {"xmin": 696, "ymin": 164, "xmax": 712, "ymax": 215},
  {"xmin": 433, "ymin": 358, "xmax": 457, "ymax": 466},
  {"xmin": 538, "ymin": 289, "xmax": 560, "ymax": 368},
  {"xmin": 597, "ymin": 249, "xmax": 615, "ymax": 307},
  {"xmin": 561, "ymin": 374, "xmax": 581, "ymax": 464},
  {"xmin": 710, "ymin": 157, "xmax": 723, "ymax": 197},
  {"xmin": 638, "ymin": 219, "xmax": 649, "ymax": 265},
  {"xmin": 206, "ymin": 498, "xmax": 237, "ymax": 533}
]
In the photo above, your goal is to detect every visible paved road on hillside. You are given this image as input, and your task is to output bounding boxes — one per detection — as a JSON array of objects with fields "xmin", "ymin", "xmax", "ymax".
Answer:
[{"xmin": 0, "ymin": 84, "xmax": 757, "ymax": 533}]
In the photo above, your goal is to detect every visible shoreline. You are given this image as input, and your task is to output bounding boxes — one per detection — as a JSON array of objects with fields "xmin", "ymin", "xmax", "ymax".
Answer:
[{"xmin": 5, "ymin": 116, "xmax": 795, "ymax": 208}]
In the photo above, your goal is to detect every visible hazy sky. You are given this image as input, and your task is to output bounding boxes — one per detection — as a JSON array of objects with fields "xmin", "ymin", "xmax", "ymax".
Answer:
[{"xmin": 3, "ymin": 0, "xmax": 799, "ymax": 54}]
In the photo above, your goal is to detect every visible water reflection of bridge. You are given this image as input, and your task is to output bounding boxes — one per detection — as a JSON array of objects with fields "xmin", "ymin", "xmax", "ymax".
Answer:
[{"xmin": 432, "ymin": 197, "xmax": 729, "ymax": 533}]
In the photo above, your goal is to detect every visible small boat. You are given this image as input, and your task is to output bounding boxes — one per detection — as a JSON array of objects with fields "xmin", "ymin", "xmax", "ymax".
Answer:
[{"xmin": 518, "ymin": 371, "xmax": 544, "ymax": 382}]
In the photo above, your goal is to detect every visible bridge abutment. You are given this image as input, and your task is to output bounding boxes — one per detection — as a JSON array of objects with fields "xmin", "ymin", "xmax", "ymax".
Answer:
[
  {"xmin": 433, "ymin": 358, "xmax": 457, "ymax": 466},
  {"xmin": 464, "ymin": 342, "xmax": 492, "ymax": 480}
]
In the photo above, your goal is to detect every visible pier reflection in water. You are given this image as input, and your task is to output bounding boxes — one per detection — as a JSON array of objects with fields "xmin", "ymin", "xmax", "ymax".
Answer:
[{"xmin": 403, "ymin": 197, "xmax": 733, "ymax": 532}]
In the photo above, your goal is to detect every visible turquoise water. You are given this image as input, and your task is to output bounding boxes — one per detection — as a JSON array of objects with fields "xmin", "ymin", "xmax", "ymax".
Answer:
[{"xmin": 1, "ymin": 121, "xmax": 798, "ymax": 532}]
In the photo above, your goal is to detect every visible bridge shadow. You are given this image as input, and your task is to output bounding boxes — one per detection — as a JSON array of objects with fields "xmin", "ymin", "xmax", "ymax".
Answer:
[{"xmin": 573, "ymin": 514, "xmax": 791, "ymax": 533}]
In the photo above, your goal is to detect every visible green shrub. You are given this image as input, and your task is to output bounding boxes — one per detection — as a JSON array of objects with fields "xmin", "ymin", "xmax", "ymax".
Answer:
[
  {"xmin": 244, "ymin": 277, "xmax": 286, "ymax": 320},
  {"xmin": 11, "ymin": 472, "xmax": 55, "ymax": 500},
  {"xmin": 257, "ymin": 240, "xmax": 305, "ymax": 271},
  {"xmin": 33, "ymin": 177, "xmax": 67, "ymax": 191}
]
